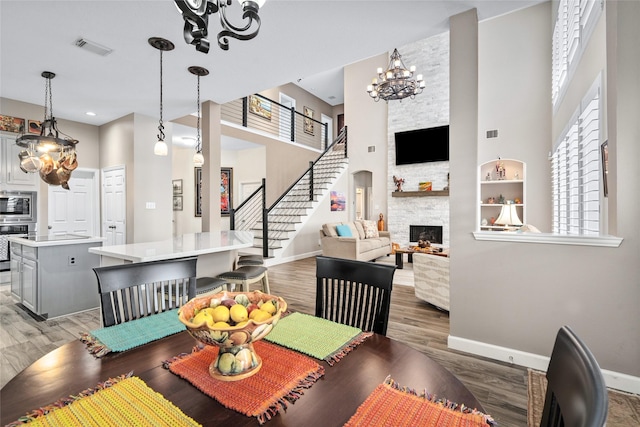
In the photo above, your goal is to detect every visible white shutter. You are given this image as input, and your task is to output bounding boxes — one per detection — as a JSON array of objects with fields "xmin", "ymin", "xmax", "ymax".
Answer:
[{"xmin": 579, "ymin": 92, "xmax": 600, "ymax": 234}]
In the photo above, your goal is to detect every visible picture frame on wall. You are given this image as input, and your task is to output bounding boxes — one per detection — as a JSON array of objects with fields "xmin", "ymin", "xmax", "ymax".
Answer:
[
  {"xmin": 195, "ymin": 167, "xmax": 202, "ymax": 217},
  {"xmin": 601, "ymin": 140, "xmax": 608, "ymax": 197},
  {"xmin": 173, "ymin": 196, "xmax": 183, "ymax": 211},
  {"xmin": 0, "ymin": 115, "xmax": 25, "ymax": 133},
  {"xmin": 28, "ymin": 120, "xmax": 42, "ymax": 134},
  {"xmin": 221, "ymin": 167, "xmax": 233, "ymax": 216},
  {"xmin": 248, "ymin": 95, "xmax": 272, "ymax": 121},
  {"xmin": 304, "ymin": 106, "xmax": 314, "ymax": 135},
  {"xmin": 172, "ymin": 179, "xmax": 183, "ymax": 195}
]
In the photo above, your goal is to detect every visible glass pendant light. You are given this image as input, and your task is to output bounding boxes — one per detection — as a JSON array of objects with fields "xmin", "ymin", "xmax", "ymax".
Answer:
[
  {"xmin": 188, "ymin": 66, "xmax": 209, "ymax": 166},
  {"xmin": 149, "ymin": 37, "xmax": 175, "ymax": 156}
]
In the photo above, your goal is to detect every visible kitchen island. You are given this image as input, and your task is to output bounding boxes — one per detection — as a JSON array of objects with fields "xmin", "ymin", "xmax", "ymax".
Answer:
[
  {"xmin": 8, "ymin": 234, "xmax": 105, "ymax": 319},
  {"xmin": 88, "ymin": 231, "xmax": 254, "ymax": 278}
]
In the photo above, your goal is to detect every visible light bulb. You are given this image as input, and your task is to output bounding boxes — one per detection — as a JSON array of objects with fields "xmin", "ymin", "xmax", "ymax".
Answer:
[
  {"xmin": 193, "ymin": 151, "xmax": 204, "ymax": 166},
  {"xmin": 154, "ymin": 140, "xmax": 168, "ymax": 156}
]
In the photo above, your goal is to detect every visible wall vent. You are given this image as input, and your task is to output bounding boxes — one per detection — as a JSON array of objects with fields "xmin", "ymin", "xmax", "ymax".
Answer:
[
  {"xmin": 367, "ymin": 146, "xmax": 376, "ymax": 152},
  {"xmin": 486, "ymin": 129, "xmax": 498, "ymax": 138},
  {"xmin": 74, "ymin": 38, "xmax": 113, "ymax": 56}
]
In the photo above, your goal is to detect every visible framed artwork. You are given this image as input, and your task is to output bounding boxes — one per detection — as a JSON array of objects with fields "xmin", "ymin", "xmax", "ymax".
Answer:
[
  {"xmin": 304, "ymin": 106, "xmax": 314, "ymax": 135},
  {"xmin": 173, "ymin": 196, "xmax": 183, "ymax": 211},
  {"xmin": 601, "ymin": 140, "xmax": 608, "ymax": 197},
  {"xmin": 195, "ymin": 167, "xmax": 202, "ymax": 217},
  {"xmin": 0, "ymin": 115, "xmax": 25, "ymax": 133},
  {"xmin": 249, "ymin": 95, "xmax": 272, "ymax": 121},
  {"xmin": 221, "ymin": 167, "xmax": 233, "ymax": 216},
  {"xmin": 330, "ymin": 191, "xmax": 345, "ymax": 211},
  {"xmin": 28, "ymin": 120, "xmax": 42, "ymax": 134},
  {"xmin": 172, "ymin": 179, "xmax": 183, "ymax": 195}
]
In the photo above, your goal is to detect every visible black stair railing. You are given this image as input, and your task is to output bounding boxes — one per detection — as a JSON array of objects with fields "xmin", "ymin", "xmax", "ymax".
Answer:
[{"xmin": 230, "ymin": 126, "xmax": 347, "ymax": 258}]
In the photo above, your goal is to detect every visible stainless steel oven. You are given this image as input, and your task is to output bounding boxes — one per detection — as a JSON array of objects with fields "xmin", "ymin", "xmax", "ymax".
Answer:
[
  {"xmin": 1, "ymin": 191, "xmax": 37, "ymax": 223},
  {"xmin": 0, "ymin": 223, "xmax": 35, "ymax": 271}
]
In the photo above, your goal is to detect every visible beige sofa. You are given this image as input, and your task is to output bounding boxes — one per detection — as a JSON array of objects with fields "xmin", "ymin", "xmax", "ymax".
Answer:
[
  {"xmin": 413, "ymin": 252, "xmax": 450, "ymax": 311},
  {"xmin": 319, "ymin": 220, "xmax": 392, "ymax": 262}
]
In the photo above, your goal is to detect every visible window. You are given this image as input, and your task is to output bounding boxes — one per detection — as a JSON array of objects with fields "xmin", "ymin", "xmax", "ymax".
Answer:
[
  {"xmin": 551, "ymin": 78, "xmax": 601, "ymax": 235},
  {"xmin": 552, "ymin": 0, "xmax": 603, "ymax": 106}
]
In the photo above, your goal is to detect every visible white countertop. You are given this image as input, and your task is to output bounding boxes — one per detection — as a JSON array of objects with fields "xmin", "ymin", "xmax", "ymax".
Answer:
[
  {"xmin": 8, "ymin": 234, "xmax": 105, "ymax": 248},
  {"xmin": 88, "ymin": 231, "xmax": 254, "ymax": 263}
]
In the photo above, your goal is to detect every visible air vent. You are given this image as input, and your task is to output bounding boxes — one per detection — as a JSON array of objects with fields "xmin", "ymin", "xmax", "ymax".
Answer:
[
  {"xmin": 368, "ymin": 146, "xmax": 376, "ymax": 153},
  {"xmin": 486, "ymin": 129, "xmax": 498, "ymax": 138},
  {"xmin": 74, "ymin": 38, "xmax": 113, "ymax": 56}
]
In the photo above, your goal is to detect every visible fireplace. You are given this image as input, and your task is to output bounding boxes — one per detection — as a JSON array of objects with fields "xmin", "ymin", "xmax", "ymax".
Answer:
[{"xmin": 410, "ymin": 225, "xmax": 443, "ymax": 245}]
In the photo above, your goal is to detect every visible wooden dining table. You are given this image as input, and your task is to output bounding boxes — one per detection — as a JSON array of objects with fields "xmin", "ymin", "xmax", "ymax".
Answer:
[{"xmin": 0, "ymin": 329, "xmax": 485, "ymax": 426}]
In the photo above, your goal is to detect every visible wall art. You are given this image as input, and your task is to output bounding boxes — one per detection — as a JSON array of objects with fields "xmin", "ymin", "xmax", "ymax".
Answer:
[
  {"xmin": 173, "ymin": 196, "xmax": 183, "ymax": 211},
  {"xmin": 304, "ymin": 106, "xmax": 314, "ymax": 135},
  {"xmin": 249, "ymin": 95, "xmax": 272, "ymax": 121},
  {"xmin": 221, "ymin": 167, "xmax": 233, "ymax": 216},
  {"xmin": 195, "ymin": 167, "xmax": 202, "ymax": 217},
  {"xmin": 0, "ymin": 115, "xmax": 25, "ymax": 133},
  {"xmin": 330, "ymin": 190, "xmax": 345, "ymax": 211},
  {"xmin": 172, "ymin": 179, "xmax": 183, "ymax": 195}
]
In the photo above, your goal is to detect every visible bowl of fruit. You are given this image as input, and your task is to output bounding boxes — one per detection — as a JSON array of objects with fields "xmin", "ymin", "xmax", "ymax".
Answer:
[{"xmin": 178, "ymin": 290, "xmax": 287, "ymax": 381}]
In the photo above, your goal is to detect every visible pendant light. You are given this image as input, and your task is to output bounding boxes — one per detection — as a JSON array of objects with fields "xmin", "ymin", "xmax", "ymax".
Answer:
[
  {"xmin": 149, "ymin": 37, "xmax": 175, "ymax": 156},
  {"xmin": 189, "ymin": 66, "xmax": 209, "ymax": 166}
]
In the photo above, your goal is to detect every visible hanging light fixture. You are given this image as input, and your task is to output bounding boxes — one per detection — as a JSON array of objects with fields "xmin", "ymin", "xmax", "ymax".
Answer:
[
  {"xmin": 189, "ymin": 66, "xmax": 209, "ymax": 167},
  {"xmin": 366, "ymin": 48, "xmax": 425, "ymax": 102},
  {"xmin": 16, "ymin": 71, "xmax": 79, "ymax": 189},
  {"xmin": 174, "ymin": 0, "xmax": 266, "ymax": 53},
  {"xmin": 149, "ymin": 37, "xmax": 175, "ymax": 156}
]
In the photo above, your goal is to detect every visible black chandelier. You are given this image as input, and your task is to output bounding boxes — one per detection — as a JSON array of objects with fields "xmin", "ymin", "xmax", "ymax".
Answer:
[
  {"xmin": 367, "ymin": 48, "xmax": 425, "ymax": 102},
  {"xmin": 174, "ymin": 0, "xmax": 266, "ymax": 53}
]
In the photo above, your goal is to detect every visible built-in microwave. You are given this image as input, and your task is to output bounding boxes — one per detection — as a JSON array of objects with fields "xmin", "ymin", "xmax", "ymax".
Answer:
[{"xmin": 0, "ymin": 191, "xmax": 37, "ymax": 223}]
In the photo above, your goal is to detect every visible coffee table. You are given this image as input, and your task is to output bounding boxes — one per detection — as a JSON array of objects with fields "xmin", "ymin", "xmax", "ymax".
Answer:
[{"xmin": 394, "ymin": 246, "xmax": 448, "ymax": 269}]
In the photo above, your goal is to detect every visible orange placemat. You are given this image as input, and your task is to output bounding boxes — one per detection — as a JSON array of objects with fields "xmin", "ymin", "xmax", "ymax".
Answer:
[
  {"xmin": 164, "ymin": 340, "xmax": 324, "ymax": 425},
  {"xmin": 344, "ymin": 377, "xmax": 494, "ymax": 427}
]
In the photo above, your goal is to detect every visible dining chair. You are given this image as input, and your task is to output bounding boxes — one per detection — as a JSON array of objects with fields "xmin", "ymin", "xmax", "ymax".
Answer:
[
  {"xmin": 93, "ymin": 256, "xmax": 198, "ymax": 327},
  {"xmin": 315, "ymin": 256, "xmax": 396, "ymax": 335},
  {"xmin": 539, "ymin": 325, "xmax": 608, "ymax": 427}
]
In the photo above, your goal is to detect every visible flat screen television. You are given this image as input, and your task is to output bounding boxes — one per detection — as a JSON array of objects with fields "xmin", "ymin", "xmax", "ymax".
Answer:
[{"xmin": 394, "ymin": 125, "xmax": 449, "ymax": 165}]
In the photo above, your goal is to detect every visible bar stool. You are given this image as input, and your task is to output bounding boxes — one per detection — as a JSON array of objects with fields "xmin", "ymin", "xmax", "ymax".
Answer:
[
  {"xmin": 195, "ymin": 277, "xmax": 228, "ymax": 296},
  {"xmin": 236, "ymin": 254, "xmax": 264, "ymax": 267},
  {"xmin": 216, "ymin": 265, "xmax": 270, "ymax": 294}
]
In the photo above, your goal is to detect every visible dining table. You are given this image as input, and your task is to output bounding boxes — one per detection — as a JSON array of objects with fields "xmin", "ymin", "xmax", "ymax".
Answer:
[{"xmin": 0, "ymin": 322, "xmax": 487, "ymax": 426}]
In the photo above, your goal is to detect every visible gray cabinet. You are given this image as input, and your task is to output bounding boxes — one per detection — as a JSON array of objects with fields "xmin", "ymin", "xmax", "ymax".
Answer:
[
  {"xmin": 10, "ymin": 244, "xmax": 38, "ymax": 313},
  {"xmin": 1, "ymin": 132, "xmax": 38, "ymax": 189}
]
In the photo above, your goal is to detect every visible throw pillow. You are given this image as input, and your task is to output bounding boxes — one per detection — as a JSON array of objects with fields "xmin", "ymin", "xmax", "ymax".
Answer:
[
  {"xmin": 336, "ymin": 224, "xmax": 353, "ymax": 237},
  {"xmin": 362, "ymin": 220, "xmax": 379, "ymax": 239}
]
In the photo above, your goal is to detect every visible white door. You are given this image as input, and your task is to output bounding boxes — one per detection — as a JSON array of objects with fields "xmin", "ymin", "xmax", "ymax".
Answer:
[
  {"xmin": 321, "ymin": 114, "xmax": 333, "ymax": 147},
  {"xmin": 48, "ymin": 169, "xmax": 99, "ymax": 236},
  {"xmin": 102, "ymin": 166, "xmax": 126, "ymax": 246},
  {"xmin": 279, "ymin": 93, "xmax": 296, "ymax": 141}
]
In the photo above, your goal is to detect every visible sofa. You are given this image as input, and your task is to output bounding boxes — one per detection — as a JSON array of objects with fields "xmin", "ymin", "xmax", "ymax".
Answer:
[
  {"xmin": 319, "ymin": 220, "xmax": 392, "ymax": 262},
  {"xmin": 413, "ymin": 252, "xmax": 450, "ymax": 311}
]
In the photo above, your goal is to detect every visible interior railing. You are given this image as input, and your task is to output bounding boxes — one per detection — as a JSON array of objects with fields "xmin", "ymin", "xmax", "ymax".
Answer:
[
  {"xmin": 230, "ymin": 126, "xmax": 348, "ymax": 257},
  {"xmin": 221, "ymin": 93, "xmax": 330, "ymax": 151}
]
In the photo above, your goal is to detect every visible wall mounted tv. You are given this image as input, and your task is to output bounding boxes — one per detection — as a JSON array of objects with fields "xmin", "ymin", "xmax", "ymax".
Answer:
[{"xmin": 394, "ymin": 125, "xmax": 449, "ymax": 165}]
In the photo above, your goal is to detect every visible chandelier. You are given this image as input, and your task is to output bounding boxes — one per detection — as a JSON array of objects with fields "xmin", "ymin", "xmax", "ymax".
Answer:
[
  {"xmin": 189, "ymin": 66, "xmax": 209, "ymax": 166},
  {"xmin": 174, "ymin": 0, "xmax": 266, "ymax": 53},
  {"xmin": 367, "ymin": 48, "xmax": 425, "ymax": 102},
  {"xmin": 16, "ymin": 71, "xmax": 79, "ymax": 189},
  {"xmin": 149, "ymin": 37, "xmax": 175, "ymax": 156}
]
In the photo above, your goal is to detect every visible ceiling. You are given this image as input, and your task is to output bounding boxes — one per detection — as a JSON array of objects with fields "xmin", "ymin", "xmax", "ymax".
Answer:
[{"xmin": 0, "ymin": 0, "xmax": 544, "ymax": 148}]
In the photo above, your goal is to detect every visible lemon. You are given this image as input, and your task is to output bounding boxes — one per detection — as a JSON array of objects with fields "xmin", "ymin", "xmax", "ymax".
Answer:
[
  {"xmin": 212, "ymin": 321, "xmax": 231, "ymax": 329},
  {"xmin": 211, "ymin": 305, "xmax": 230, "ymax": 323},
  {"xmin": 230, "ymin": 304, "xmax": 248, "ymax": 323},
  {"xmin": 250, "ymin": 309, "xmax": 272, "ymax": 322},
  {"xmin": 260, "ymin": 301, "xmax": 277, "ymax": 315}
]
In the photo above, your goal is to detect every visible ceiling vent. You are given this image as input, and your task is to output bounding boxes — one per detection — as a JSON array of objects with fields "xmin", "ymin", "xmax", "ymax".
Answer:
[{"xmin": 74, "ymin": 38, "xmax": 113, "ymax": 56}]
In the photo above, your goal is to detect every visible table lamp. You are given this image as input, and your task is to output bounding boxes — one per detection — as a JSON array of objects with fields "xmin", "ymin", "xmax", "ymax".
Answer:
[{"xmin": 495, "ymin": 203, "xmax": 522, "ymax": 229}]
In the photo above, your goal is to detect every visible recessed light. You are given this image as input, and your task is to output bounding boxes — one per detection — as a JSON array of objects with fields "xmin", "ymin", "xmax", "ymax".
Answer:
[{"xmin": 85, "ymin": 111, "xmax": 96, "ymax": 116}]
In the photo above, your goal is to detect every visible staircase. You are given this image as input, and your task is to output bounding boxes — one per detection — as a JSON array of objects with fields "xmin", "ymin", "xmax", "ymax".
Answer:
[{"xmin": 231, "ymin": 129, "xmax": 348, "ymax": 259}]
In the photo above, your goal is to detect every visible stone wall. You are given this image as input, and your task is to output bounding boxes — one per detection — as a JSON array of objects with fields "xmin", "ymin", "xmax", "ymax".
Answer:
[{"xmin": 387, "ymin": 32, "xmax": 451, "ymax": 246}]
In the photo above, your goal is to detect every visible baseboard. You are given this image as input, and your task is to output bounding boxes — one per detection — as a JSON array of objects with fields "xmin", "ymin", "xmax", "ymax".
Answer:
[
  {"xmin": 264, "ymin": 250, "xmax": 321, "ymax": 267},
  {"xmin": 448, "ymin": 335, "xmax": 640, "ymax": 395}
]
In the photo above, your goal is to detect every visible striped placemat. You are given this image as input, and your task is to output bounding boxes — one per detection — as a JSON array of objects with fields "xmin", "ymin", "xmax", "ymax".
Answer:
[
  {"xmin": 80, "ymin": 309, "xmax": 185, "ymax": 357},
  {"xmin": 5, "ymin": 373, "xmax": 201, "ymax": 427},
  {"xmin": 344, "ymin": 376, "xmax": 495, "ymax": 427},
  {"xmin": 265, "ymin": 312, "xmax": 372, "ymax": 365},
  {"xmin": 164, "ymin": 340, "xmax": 324, "ymax": 425}
]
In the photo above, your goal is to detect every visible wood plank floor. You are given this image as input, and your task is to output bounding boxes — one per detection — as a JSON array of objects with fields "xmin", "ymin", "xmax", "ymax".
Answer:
[{"xmin": 0, "ymin": 258, "xmax": 528, "ymax": 426}]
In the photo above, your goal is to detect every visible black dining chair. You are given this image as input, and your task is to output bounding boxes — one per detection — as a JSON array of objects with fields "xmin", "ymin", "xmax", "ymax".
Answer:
[
  {"xmin": 93, "ymin": 257, "xmax": 197, "ymax": 327},
  {"xmin": 315, "ymin": 256, "xmax": 396, "ymax": 335},
  {"xmin": 539, "ymin": 325, "xmax": 608, "ymax": 427}
]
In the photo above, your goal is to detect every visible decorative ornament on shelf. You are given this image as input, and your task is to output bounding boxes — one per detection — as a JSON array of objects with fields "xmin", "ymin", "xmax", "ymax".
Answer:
[
  {"xmin": 496, "ymin": 157, "xmax": 506, "ymax": 180},
  {"xmin": 366, "ymin": 48, "xmax": 424, "ymax": 102},
  {"xmin": 377, "ymin": 213, "xmax": 385, "ymax": 232},
  {"xmin": 149, "ymin": 37, "xmax": 175, "ymax": 156},
  {"xmin": 174, "ymin": 0, "xmax": 266, "ymax": 53},
  {"xmin": 15, "ymin": 71, "xmax": 79, "ymax": 189},
  {"xmin": 393, "ymin": 175, "xmax": 405, "ymax": 192},
  {"xmin": 189, "ymin": 66, "xmax": 209, "ymax": 167}
]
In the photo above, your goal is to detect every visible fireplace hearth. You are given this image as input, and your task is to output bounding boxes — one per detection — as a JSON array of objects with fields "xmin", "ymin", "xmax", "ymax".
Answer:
[{"xmin": 410, "ymin": 225, "xmax": 443, "ymax": 244}]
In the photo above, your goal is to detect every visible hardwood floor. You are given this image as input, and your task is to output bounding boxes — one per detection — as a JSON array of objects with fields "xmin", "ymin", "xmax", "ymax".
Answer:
[{"xmin": 0, "ymin": 258, "xmax": 528, "ymax": 426}]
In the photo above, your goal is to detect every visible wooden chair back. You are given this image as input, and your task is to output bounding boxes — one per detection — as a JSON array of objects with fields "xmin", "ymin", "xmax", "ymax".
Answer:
[
  {"xmin": 315, "ymin": 256, "xmax": 396, "ymax": 335},
  {"xmin": 93, "ymin": 257, "xmax": 197, "ymax": 327},
  {"xmin": 540, "ymin": 325, "xmax": 608, "ymax": 427}
]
